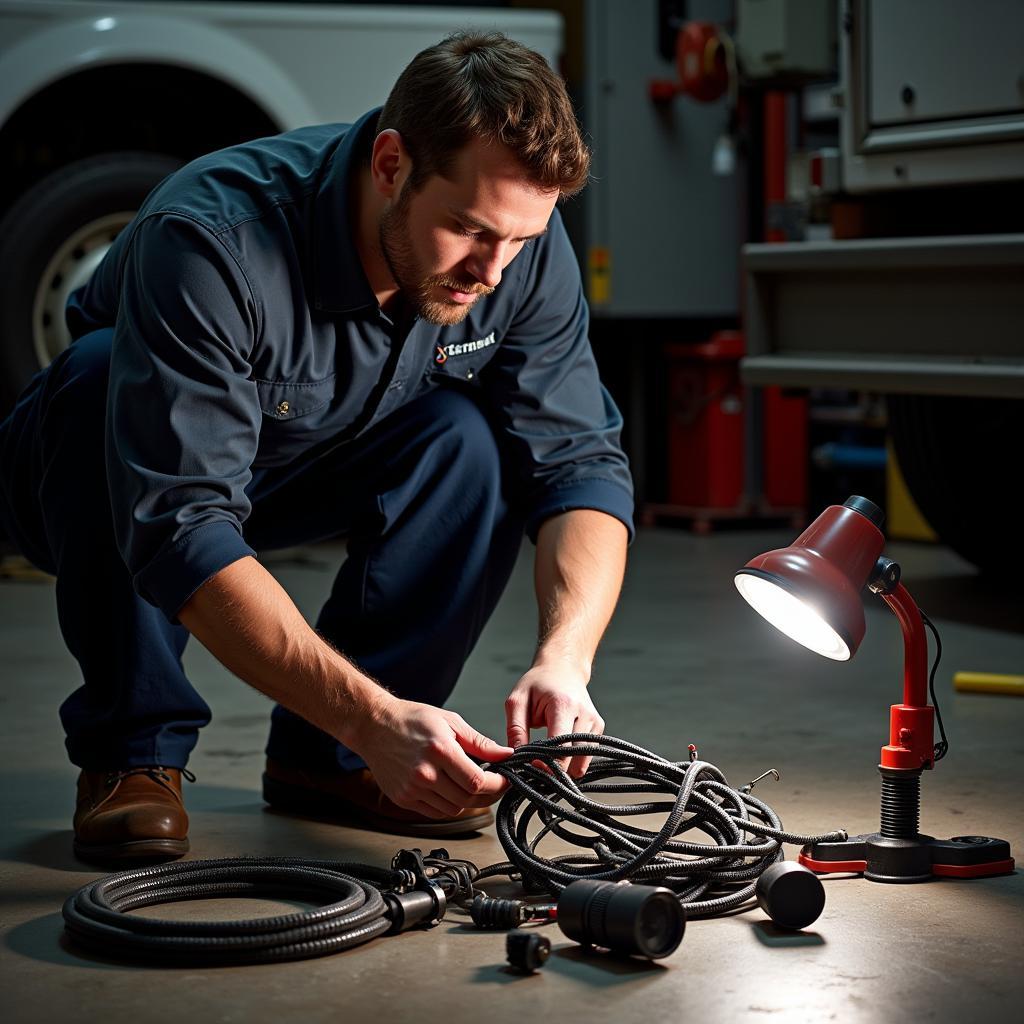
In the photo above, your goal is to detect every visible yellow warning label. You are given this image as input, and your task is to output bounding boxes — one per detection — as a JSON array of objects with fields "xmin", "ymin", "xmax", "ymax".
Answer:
[{"xmin": 589, "ymin": 246, "xmax": 611, "ymax": 305}]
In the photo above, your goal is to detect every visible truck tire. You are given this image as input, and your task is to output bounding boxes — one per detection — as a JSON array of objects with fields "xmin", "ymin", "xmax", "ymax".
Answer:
[
  {"xmin": 0, "ymin": 151, "xmax": 181, "ymax": 414},
  {"xmin": 887, "ymin": 394, "xmax": 1024, "ymax": 574}
]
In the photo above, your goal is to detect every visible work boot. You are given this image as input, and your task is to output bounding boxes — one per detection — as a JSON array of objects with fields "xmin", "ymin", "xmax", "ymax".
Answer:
[
  {"xmin": 73, "ymin": 766, "xmax": 192, "ymax": 865},
  {"xmin": 262, "ymin": 759, "xmax": 493, "ymax": 837}
]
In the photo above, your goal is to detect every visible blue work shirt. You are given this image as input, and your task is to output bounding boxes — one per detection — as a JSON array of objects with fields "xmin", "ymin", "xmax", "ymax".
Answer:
[{"xmin": 67, "ymin": 109, "xmax": 634, "ymax": 621}]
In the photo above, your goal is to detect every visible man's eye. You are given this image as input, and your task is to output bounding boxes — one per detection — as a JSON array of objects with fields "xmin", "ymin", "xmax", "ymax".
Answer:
[{"xmin": 455, "ymin": 225, "xmax": 481, "ymax": 238}]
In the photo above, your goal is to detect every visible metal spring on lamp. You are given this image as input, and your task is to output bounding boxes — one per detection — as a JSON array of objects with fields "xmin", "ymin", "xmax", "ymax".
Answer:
[{"xmin": 879, "ymin": 770, "xmax": 921, "ymax": 839}]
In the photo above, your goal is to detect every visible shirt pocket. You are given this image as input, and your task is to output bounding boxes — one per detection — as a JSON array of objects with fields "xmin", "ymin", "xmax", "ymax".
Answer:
[
  {"xmin": 427, "ymin": 337, "xmax": 503, "ymax": 384},
  {"xmin": 428, "ymin": 360, "xmax": 480, "ymax": 384},
  {"xmin": 255, "ymin": 376, "xmax": 336, "ymax": 421}
]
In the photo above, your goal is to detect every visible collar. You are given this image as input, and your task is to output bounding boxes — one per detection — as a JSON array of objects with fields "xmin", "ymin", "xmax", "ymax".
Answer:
[{"xmin": 313, "ymin": 107, "xmax": 382, "ymax": 315}]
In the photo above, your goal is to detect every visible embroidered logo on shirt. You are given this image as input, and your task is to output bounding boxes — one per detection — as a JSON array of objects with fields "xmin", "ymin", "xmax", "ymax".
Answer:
[{"xmin": 435, "ymin": 331, "xmax": 497, "ymax": 364}]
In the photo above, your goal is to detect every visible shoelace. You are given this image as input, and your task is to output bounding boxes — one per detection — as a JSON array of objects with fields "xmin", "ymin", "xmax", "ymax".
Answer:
[{"xmin": 104, "ymin": 766, "xmax": 197, "ymax": 786}]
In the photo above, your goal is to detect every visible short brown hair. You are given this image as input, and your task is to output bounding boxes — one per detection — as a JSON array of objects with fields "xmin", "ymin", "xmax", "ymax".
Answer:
[{"xmin": 377, "ymin": 32, "xmax": 590, "ymax": 198}]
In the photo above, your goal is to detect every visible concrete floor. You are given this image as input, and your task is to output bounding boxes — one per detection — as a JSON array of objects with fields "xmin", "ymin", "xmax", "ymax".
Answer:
[{"xmin": 1, "ymin": 527, "xmax": 1022, "ymax": 1023}]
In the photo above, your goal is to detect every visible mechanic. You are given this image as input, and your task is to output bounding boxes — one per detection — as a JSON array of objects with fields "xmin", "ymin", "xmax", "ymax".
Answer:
[{"xmin": 0, "ymin": 33, "xmax": 633, "ymax": 864}]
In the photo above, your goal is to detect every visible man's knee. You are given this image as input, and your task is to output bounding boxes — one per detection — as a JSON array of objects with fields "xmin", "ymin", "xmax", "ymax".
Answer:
[
  {"xmin": 30, "ymin": 330, "xmax": 116, "ymax": 494},
  {"xmin": 41, "ymin": 329, "xmax": 113, "ymax": 439},
  {"xmin": 49, "ymin": 330, "xmax": 113, "ymax": 404}
]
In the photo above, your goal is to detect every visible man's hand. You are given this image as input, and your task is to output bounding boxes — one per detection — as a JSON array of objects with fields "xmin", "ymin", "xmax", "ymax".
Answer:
[
  {"xmin": 504, "ymin": 662, "xmax": 605, "ymax": 778},
  {"xmin": 506, "ymin": 509, "xmax": 625, "ymax": 779},
  {"xmin": 353, "ymin": 697, "xmax": 512, "ymax": 818},
  {"xmin": 179, "ymin": 558, "xmax": 511, "ymax": 820}
]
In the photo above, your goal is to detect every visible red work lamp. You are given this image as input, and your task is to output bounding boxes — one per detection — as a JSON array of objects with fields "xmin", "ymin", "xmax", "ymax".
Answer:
[{"xmin": 735, "ymin": 496, "xmax": 1014, "ymax": 882}]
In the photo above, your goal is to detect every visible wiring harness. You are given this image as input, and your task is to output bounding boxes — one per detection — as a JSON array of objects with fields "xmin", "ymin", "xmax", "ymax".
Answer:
[
  {"xmin": 62, "ymin": 736, "xmax": 845, "ymax": 962},
  {"xmin": 474, "ymin": 734, "xmax": 846, "ymax": 917}
]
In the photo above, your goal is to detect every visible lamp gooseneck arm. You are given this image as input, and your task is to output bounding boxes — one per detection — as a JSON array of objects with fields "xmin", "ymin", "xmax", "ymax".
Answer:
[
  {"xmin": 878, "ymin": 582, "xmax": 935, "ymax": 770},
  {"xmin": 880, "ymin": 582, "xmax": 929, "ymax": 709}
]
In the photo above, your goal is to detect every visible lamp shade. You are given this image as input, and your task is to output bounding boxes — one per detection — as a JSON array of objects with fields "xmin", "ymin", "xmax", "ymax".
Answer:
[{"xmin": 735, "ymin": 497, "xmax": 886, "ymax": 660}]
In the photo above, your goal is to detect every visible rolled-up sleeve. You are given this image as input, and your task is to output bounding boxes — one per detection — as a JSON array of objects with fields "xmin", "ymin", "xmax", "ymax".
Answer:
[
  {"xmin": 106, "ymin": 213, "xmax": 263, "ymax": 620},
  {"xmin": 481, "ymin": 211, "xmax": 634, "ymax": 541}
]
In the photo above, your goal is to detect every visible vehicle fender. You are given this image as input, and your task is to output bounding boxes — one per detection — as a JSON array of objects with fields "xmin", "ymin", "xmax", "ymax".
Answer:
[{"xmin": 0, "ymin": 11, "xmax": 316, "ymax": 131}]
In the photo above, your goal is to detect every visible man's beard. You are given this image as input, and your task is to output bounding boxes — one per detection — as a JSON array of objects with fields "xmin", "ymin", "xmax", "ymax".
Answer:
[{"xmin": 378, "ymin": 189, "xmax": 493, "ymax": 326}]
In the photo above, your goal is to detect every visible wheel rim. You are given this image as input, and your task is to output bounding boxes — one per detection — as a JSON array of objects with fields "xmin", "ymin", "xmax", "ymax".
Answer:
[{"xmin": 31, "ymin": 212, "xmax": 135, "ymax": 368}]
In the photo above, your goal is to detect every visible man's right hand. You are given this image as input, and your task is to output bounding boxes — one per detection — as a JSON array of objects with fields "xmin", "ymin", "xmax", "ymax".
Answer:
[
  {"xmin": 352, "ymin": 697, "xmax": 512, "ymax": 819},
  {"xmin": 179, "ymin": 558, "xmax": 511, "ymax": 819}
]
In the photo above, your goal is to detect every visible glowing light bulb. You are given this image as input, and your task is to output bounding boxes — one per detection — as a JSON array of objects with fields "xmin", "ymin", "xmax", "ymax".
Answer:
[{"xmin": 734, "ymin": 573, "xmax": 850, "ymax": 661}]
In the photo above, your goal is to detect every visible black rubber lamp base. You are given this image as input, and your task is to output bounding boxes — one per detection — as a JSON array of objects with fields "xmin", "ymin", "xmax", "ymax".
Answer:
[{"xmin": 800, "ymin": 833, "xmax": 1013, "ymax": 883}]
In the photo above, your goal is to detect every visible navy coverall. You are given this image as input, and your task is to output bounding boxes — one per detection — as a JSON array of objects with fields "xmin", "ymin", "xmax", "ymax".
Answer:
[{"xmin": 0, "ymin": 109, "xmax": 634, "ymax": 772}]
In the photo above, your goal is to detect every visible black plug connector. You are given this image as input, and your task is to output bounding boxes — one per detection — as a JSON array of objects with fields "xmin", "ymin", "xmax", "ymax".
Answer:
[
  {"xmin": 471, "ymin": 894, "xmax": 526, "ymax": 929},
  {"xmin": 506, "ymin": 930, "xmax": 551, "ymax": 973}
]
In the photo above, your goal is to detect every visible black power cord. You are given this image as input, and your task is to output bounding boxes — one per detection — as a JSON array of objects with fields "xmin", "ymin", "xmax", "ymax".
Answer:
[
  {"xmin": 477, "ymin": 735, "xmax": 846, "ymax": 917},
  {"xmin": 920, "ymin": 610, "xmax": 949, "ymax": 763}
]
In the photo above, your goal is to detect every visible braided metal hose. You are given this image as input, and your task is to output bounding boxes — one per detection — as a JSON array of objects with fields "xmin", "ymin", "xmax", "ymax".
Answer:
[
  {"xmin": 62, "ymin": 857, "xmax": 411, "ymax": 964},
  {"xmin": 478, "ymin": 734, "xmax": 846, "ymax": 917}
]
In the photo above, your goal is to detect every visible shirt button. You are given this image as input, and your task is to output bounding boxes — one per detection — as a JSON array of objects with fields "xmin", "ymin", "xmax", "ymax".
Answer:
[{"xmin": 276, "ymin": 401, "xmax": 290, "ymax": 416}]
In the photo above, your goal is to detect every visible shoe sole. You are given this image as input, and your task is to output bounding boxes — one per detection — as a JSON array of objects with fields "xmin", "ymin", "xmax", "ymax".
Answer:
[
  {"xmin": 262, "ymin": 773, "xmax": 492, "ymax": 837},
  {"xmin": 73, "ymin": 837, "xmax": 189, "ymax": 866}
]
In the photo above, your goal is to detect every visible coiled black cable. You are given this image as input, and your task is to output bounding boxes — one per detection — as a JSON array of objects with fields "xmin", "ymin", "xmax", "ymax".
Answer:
[
  {"xmin": 62, "ymin": 857, "xmax": 410, "ymax": 965},
  {"xmin": 479, "ymin": 735, "xmax": 846, "ymax": 917}
]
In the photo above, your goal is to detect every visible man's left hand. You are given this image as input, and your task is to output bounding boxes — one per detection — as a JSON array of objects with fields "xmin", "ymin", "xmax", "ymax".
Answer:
[{"xmin": 504, "ymin": 664, "xmax": 605, "ymax": 778}]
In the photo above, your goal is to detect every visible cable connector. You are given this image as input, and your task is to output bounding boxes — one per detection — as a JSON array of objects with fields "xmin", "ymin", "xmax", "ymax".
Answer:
[
  {"xmin": 506, "ymin": 930, "xmax": 551, "ymax": 973},
  {"xmin": 470, "ymin": 894, "xmax": 558, "ymax": 930},
  {"xmin": 383, "ymin": 884, "xmax": 447, "ymax": 934},
  {"xmin": 392, "ymin": 848, "xmax": 430, "ymax": 887},
  {"xmin": 423, "ymin": 848, "xmax": 478, "ymax": 901},
  {"xmin": 471, "ymin": 894, "xmax": 526, "ymax": 929},
  {"xmin": 385, "ymin": 848, "xmax": 449, "ymax": 932}
]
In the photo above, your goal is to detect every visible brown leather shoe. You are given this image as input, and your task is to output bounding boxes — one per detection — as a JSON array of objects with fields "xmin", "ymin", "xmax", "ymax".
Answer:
[
  {"xmin": 262, "ymin": 759, "xmax": 493, "ymax": 837},
  {"xmin": 73, "ymin": 767, "xmax": 191, "ymax": 865}
]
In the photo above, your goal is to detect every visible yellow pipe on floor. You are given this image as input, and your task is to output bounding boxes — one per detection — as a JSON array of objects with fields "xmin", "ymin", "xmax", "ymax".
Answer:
[{"xmin": 953, "ymin": 672, "xmax": 1024, "ymax": 697}]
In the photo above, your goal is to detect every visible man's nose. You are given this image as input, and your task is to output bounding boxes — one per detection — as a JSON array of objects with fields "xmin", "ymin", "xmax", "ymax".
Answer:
[{"xmin": 467, "ymin": 242, "xmax": 506, "ymax": 289}]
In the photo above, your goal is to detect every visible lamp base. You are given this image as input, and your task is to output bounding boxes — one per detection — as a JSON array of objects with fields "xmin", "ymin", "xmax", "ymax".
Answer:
[{"xmin": 799, "ymin": 833, "xmax": 1014, "ymax": 883}]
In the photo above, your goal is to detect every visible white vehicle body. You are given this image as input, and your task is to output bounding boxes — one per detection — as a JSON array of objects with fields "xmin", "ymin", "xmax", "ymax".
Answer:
[
  {"xmin": 0, "ymin": 1, "xmax": 562, "ymax": 406},
  {"xmin": 0, "ymin": 1, "xmax": 562, "ymax": 132}
]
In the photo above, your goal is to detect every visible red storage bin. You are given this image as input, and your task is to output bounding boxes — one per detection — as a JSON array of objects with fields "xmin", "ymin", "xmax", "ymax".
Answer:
[
  {"xmin": 666, "ymin": 331, "xmax": 746, "ymax": 510},
  {"xmin": 761, "ymin": 384, "xmax": 807, "ymax": 510},
  {"xmin": 663, "ymin": 331, "xmax": 807, "ymax": 519}
]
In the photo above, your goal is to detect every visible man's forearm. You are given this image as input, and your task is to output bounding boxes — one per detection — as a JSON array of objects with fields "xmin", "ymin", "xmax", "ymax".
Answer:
[
  {"xmin": 532, "ymin": 509, "xmax": 628, "ymax": 678},
  {"xmin": 177, "ymin": 555, "xmax": 388, "ymax": 748}
]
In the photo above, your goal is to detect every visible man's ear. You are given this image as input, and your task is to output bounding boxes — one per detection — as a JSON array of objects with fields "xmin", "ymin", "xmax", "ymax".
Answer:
[{"xmin": 369, "ymin": 129, "xmax": 409, "ymax": 199}]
